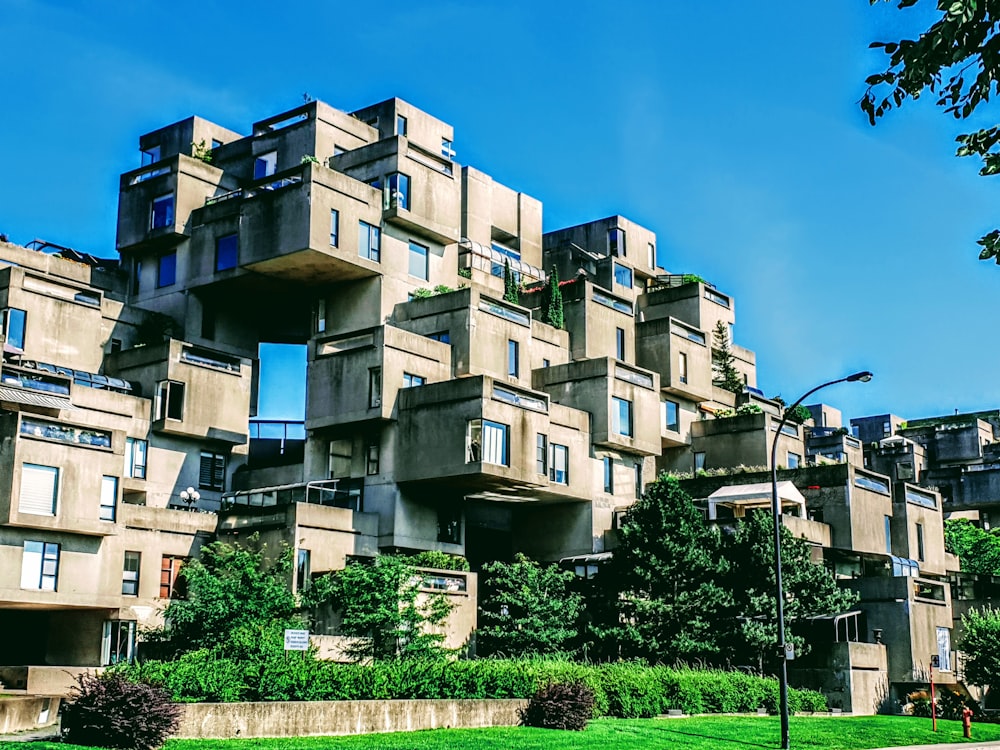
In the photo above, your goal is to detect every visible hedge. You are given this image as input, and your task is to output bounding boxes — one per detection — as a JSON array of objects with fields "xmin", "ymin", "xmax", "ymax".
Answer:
[{"xmin": 120, "ymin": 657, "xmax": 828, "ymax": 715}]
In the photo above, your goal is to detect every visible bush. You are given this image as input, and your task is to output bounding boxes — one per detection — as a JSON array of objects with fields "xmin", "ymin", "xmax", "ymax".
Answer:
[
  {"xmin": 62, "ymin": 671, "xmax": 181, "ymax": 750},
  {"xmin": 520, "ymin": 681, "xmax": 595, "ymax": 730},
  {"xmin": 409, "ymin": 550, "xmax": 470, "ymax": 571}
]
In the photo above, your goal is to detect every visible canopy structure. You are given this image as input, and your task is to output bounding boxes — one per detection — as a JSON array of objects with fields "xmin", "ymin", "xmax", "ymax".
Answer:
[{"xmin": 706, "ymin": 480, "xmax": 806, "ymax": 520}]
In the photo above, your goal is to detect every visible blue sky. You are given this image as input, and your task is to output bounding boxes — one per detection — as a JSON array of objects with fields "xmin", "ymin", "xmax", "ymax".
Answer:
[{"xmin": 2, "ymin": 0, "xmax": 997, "ymax": 424}]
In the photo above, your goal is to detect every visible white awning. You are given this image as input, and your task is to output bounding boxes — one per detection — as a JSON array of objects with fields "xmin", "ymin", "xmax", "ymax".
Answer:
[
  {"xmin": 0, "ymin": 386, "xmax": 74, "ymax": 411},
  {"xmin": 706, "ymin": 481, "xmax": 806, "ymax": 520}
]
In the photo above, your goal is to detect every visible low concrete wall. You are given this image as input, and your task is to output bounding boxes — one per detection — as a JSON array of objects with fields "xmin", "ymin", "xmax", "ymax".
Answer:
[
  {"xmin": 177, "ymin": 699, "xmax": 527, "ymax": 739},
  {"xmin": 0, "ymin": 696, "xmax": 60, "ymax": 733}
]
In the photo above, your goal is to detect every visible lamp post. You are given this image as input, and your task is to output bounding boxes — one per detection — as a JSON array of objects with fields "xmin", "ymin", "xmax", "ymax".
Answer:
[{"xmin": 770, "ymin": 370, "xmax": 872, "ymax": 750}]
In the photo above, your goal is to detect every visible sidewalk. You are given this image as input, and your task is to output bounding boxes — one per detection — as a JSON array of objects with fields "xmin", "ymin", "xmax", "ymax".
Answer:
[{"xmin": 875, "ymin": 742, "xmax": 1000, "ymax": 750}]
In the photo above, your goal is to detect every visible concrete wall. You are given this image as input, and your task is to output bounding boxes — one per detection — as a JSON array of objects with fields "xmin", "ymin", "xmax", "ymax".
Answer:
[
  {"xmin": 0, "ymin": 696, "xmax": 60, "ymax": 733},
  {"xmin": 177, "ymin": 699, "xmax": 527, "ymax": 739}
]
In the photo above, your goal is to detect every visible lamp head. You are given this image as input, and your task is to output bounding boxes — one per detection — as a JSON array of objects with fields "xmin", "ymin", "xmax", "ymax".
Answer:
[{"xmin": 846, "ymin": 371, "xmax": 873, "ymax": 383}]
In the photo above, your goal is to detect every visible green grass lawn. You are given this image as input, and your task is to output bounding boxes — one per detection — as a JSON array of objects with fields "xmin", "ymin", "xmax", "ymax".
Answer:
[{"xmin": 10, "ymin": 715, "xmax": 1000, "ymax": 750}]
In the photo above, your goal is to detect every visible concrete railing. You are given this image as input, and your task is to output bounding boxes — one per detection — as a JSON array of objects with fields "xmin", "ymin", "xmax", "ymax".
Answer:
[{"xmin": 176, "ymin": 699, "xmax": 527, "ymax": 739}]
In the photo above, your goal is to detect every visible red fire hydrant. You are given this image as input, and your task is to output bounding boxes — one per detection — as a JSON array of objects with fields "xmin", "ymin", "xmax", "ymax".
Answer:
[{"xmin": 963, "ymin": 706, "xmax": 974, "ymax": 739}]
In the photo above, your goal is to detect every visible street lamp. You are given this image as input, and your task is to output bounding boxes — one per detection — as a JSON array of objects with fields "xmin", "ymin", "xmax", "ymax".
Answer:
[
  {"xmin": 770, "ymin": 370, "xmax": 872, "ymax": 750},
  {"xmin": 179, "ymin": 486, "xmax": 201, "ymax": 510}
]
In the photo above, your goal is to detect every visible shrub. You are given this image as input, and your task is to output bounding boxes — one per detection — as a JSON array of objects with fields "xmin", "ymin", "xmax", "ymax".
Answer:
[
  {"xmin": 62, "ymin": 671, "xmax": 181, "ymax": 750},
  {"xmin": 520, "ymin": 681, "xmax": 595, "ymax": 730},
  {"xmin": 409, "ymin": 550, "xmax": 470, "ymax": 571}
]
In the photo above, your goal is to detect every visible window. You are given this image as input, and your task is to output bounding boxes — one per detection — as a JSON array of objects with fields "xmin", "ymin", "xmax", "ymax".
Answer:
[
  {"xmin": 132, "ymin": 259, "xmax": 142, "ymax": 295},
  {"xmin": 882, "ymin": 420, "xmax": 892, "ymax": 437},
  {"xmin": 438, "ymin": 506, "xmax": 461, "ymax": 544},
  {"xmin": 110, "ymin": 338, "xmax": 122, "ymax": 354},
  {"xmin": 160, "ymin": 556, "xmax": 186, "ymax": 599},
  {"xmin": 408, "ymin": 241, "xmax": 429, "ymax": 280},
  {"xmin": 612, "ymin": 397, "xmax": 633, "ymax": 437},
  {"xmin": 366, "ymin": 443, "xmax": 380, "ymax": 475},
  {"xmin": 608, "ymin": 227, "xmax": 626, "ymax": 257},
  {"xmin": 100, "ymin": 476, "xmax": 118, "ymax": 522},
  {"xmin": 613, "ymin": 262, "xmax": 633, "ymax": 288},
  {"xmin": 215, "ymin": 234, "xmax": 238, "ymax": 272},
  {"xmin": 616, "ymin": 327, "xmax": 626, "ymax": 361},
  {"xmin": 21, "ymin": 541, "xmax": 58, "ymax": 591},
  {"xmin": 124, "ymin": 437, "xmax": 147, "ymax": 479},
  {"xmin": 441, "ymin": 138, "xmax": 454, "ymax": 158},
  {"xmin": 542, "ymin": 358, "xmax": 550, "ymax": 368},
  {"xmin": 2, "ymin": 307, "xmax": 26, "ymax": 351},
  {"xmin": 694, "ymin": 452, "xmax": 706, "ymax": 471},
  {"xmin": 199, "ymin": 451, "xmax": 226, "ymax": 491},
  {"xmin": 396, "ymin": 114, "xmax": 408, "ymax": 136},
  {"xmin": 468, "ymin": 419, "xmax": 508, "ymax": 466},
  {"xmin": 151, "ymin": 194, "xmax": 174, "ymax": 230},
  {"xmin": 884, "ymin": 515, "xmax": 892, "ymax": 554},
  {"xmin": 155, "ymin": 380, "xmax": 185, "ymax": 421},
  {"xmin": 648, "ymin": 242, "xmax": 656, "ymax": 269},
  {"xmin": 328, "ymin": 439, "xmax": 352, "ymax": 478},
  {"xmin": 679, "ymin": 352, "xmax": 688, "ymax": 384},
  {"xmin": 665, "ymin": 400, "xmax": 680, "ymax": 433},
  {"xmin": 296, "ymin": 549, "xmax": 311, "ymax": 591},
  {"xmin": 508, "ymin": 339, "xmax": 519, "ymax": 377},
  {"xmin": 122, "ymin": 551, "xmax": 141, "ymax": 596},
  {"xmin": 536, "ymin": 434, "xmax": 548, "ymax": 475},
  {"xmin": 490, "ymin": 242, "xmax": 521, "ymax": 278},
  {"xmin": 937, "ymin": 627, "xmax": 952, "ymax": 672},
  {"xmin": 330, "ymin": 209, "xmax": 339, "ymax": 247},
  {"xmin": 916, "ymin": 523, "xmax": 925, "ymax": 562},
  {"xmin": 635, "ymin": 461, "xmax": 643, "ymax": 499},
  {"xmin": 787, "ymin": 452, "xmax": 801, "ymax": 469},
  {"xmin": 549, "ymin": 443, "xmax": 569, "ymax": 484},
  {"xmin": 368, "ymin": 367, "xmax": 382, "ymax": 408},
  {"xmin": 140, "ymin": 145, "xmax": 160, "ymax": 166},
  {"xmin": 387, "ymin": 172, "xmax": 410, "ymax": 210},
  {"xmin": 19, "ymin": 464, "xmax": 58, "ymax": 516},
  {"xmin": 428, "ymin": 331, "xmax": 450, "ymax": 343},
  {"xmin": 156, "ymin": 251, "xmax": 176, "ymax": 288},
  {"xmin": 254, "ymin": 151, "xmax": 277, "ymax": 180},
  {"xmin": 358, "ymin": 221, "xmax": 381, "ymax": 262},
  {"xmin": 101, "ymin": 620, "xmax": 136, "ymax": 666},
  {"xmin": 402, "ymin": 372, "xmax": 425, "ymax": 388},
  {"xmin": 604, "ymin": 456, "xmax": 613, "ymax": 493}
]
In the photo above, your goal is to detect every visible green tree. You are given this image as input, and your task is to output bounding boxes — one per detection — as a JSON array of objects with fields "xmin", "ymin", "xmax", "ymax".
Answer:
[
  {"xmin": 720, "ymin": 511, "xmax": 858, "ymax": 671},
  {"xmin": 148, "ymin": 536, "xmax": 303, "ymax": 657},
  {"xmin": 477, "ymin": 553, "xmax": 583, "ymax": 657},
  {"xmin": 312, "ymin": 554, "xmax": 454, "ymax": 661},
  {"xmin": 961, "ymin": 606, "xmax": 1000, "ymax": 691},
  {"xmin": 541, "ymin": 266, "xmax": 564, "ymax": 329},
  {"xmin": 605, "ymin": 475, "xmax": 733, "ymax": 663},
  {"xmin": 712, "ymin": 321, "xmax": 743, "ymax": 394},
  {"xmin": 945, "ymin": 518, "xmax": 1000, "ymax": 575},
  {"xmin": 503, "ymin": 258, "xmax": 520, "ymax": 304},
  {"xmin": 864, "ymin": 1, "xmax": 1000, "ymax": 262},
  {"xmin": 785, "ymin": 404, "xmax": 813, "ymax": 425}
]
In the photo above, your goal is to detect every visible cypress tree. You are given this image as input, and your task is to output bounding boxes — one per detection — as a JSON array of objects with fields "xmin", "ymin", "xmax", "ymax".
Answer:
[
  {"xmin": 542, "ymin": 266, "xmax": 564, "ymax": 329},
  {"xmin": 503, "ymin": 258, "xmax": 520, "ymax": 304}
]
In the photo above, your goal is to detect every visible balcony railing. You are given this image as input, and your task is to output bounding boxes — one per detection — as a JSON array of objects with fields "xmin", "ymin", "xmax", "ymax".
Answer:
[{"xmin": 222, "ymin": 478, "xmax": 361, "ymax": 513}]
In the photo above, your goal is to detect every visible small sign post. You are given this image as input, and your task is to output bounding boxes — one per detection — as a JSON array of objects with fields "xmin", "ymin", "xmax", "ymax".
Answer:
[{"xmin": 284, "ymin": 629, "xmax": 309, "ymax": 652}]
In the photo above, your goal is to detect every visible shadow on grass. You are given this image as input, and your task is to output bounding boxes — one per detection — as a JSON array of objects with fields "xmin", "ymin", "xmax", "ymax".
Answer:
[{"xmin": 654, "ymin": 727, "xmax": 776, "ymax": 749}]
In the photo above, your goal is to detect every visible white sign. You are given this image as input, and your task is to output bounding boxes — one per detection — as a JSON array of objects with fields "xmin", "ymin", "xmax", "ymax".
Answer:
[{"xmin": 284, "ymin": 629, "xmax": 310, "ymax": 651}]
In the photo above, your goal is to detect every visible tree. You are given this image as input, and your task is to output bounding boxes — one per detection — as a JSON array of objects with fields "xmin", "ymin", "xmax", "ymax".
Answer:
[
  {"xmin": 719, "ymin": 511, "xmax": 859, "ymax": 671},
  {"xmin": 605, "ymin": 475, "xmax": 733, "ymax": 663},
  {"xmin": 541, "ymin": 266, "xmax": 564, "ymax": 329},
  {"xmin": 149, "ymin": 536, "xmax": 303, "ymax": 657},
  {"xmin": 312, "ymin": 554, "xmax": 454, "ymax": 661},
  {"xmin": 961, "ymin": 606, "xmax": 1000, "ymax": 691},
  {"xmin": 945, "ymin": 518, "xmax": 1000, "ymax": 575},
  {"xmin": 503, "ymin": 258, "xmax": 520, "ymax": 304},
  {"xmin": 864, "ymin": 1, "xmax": 1000, "ymax": 262},
  {"xmin": 785, "ymin": 404, "xmax": 813, "ymax": 425},
  {"xmin": 477, "ymin": 553, "xmax": 583, "ymax": 657},
  {"xmin": 712, "ymin": 321, "xmax": 743, "ymax": 394}
]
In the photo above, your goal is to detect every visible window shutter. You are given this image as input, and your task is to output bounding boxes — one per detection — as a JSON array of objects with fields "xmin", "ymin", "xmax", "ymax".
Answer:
[{"xmin": 19, "ymin": 465, "xmax": 57, "ymax": 515}]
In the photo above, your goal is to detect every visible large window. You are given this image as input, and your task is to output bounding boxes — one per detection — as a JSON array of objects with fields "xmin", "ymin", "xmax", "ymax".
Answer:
[
  {"xmin": 122, "ymin": 551, "xmax": 141, "ymax": 596},
  {"xmin": 358, "ymin": 221, "xmax": 381, "ymax": 262},
  {"xmin": 141, "ymin": 145, "xmax": 160, "ymax": 166},
  {"xmin": 468, "ymin": 419, "xmax": 508, "ymax": 466},
  {"xmin": 549, "ymin": 443, "xmax": 569, "ymax": 484},
  {"xmin": 156, "ymin": 251, "xmax": 177, "ymax": 288},
  {"xmin": 613, "ymin": 262, "xmax": 633, "ymax": 289},
  {"xmin": 151, "ymin": 194, "xmax": 174, "ymax": 229},
  {"xmin": 101, "ymin": 620, "xmax": 136, "ymax": 666},
  {"xmin": 100, "ymin": 476, "xmax": 118, "ymax": 522},
  {"xmin": 215, "ymin": 234, "xmax": 238, "ymax": 271},
  {"xmin": 254, "ymin": 151, "xmax": 277, "ymax": 180},
  {"xmin": 616, "ymin": 327, "xmax": 626, "ymax": 361},
  {"xmin": 387, "ymin": 172, "xmax": 410, "ymax": 210},
  {"xmin": 124, "ymin": 437, "xmax": 147, "ymax": 479},
  {"xmin": 438, "ymin": 506, "xmax": 461, "ymax": 544},
  {"xmin": 787, "ymin": 452, "xmax": 801, "ymax": 469},
  {"xmin": 608, "ymin": 227, "xmax": 626, "ymax": 257},
  {"xmin": 155, "ymin": 380, "xmax": 185, "ymax": 421},
  {"xmin": 199, "ymin": 451, "xmax": 226, "ymax": 491},
  {"xmin": 402, "ymin": 372, "xmax": 425, "ymax": 388},
  {"xmin": 19, "ymin": 464, "xmax": 58, "ymax": 516},
  {"xmin": 21, "ymin": 541, "xmax": 59, "ymax": 591},
  {"xmin": 330, "ymin": 209, "xmax": 339, "ymax": 247},
  {"xmin": 2, "ymin": 307, "xmax": 26, "ymax": 351},
  {"xmin": 160, "ymin": 556, "xmax": 186, "ymax": 599},
  {"xmin": 694, "ymin": 452, "xmax": 706, "ymax": 471},
  {"xmin": 408, "ymin": 241, "xmax": 429, "ymax": 280},
  {"xmin": 328, "ymin": 439, "xmax": 352, "ymax": 478},
  {"xmin": 508, "ymin": 339, "xmax": 519, "ymax": 377},
  {"xmin": 665, "ymin": 400, "xmax": 680, "ymax": 433},
  {"xmin": 612, "ymin": 397, "xmax": 633, "ymax": 438},
  {"xmin": 536, "ymin": 434, "xmax": 548, "ymax": 475}
]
